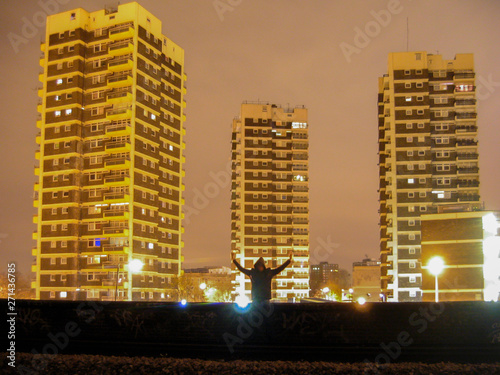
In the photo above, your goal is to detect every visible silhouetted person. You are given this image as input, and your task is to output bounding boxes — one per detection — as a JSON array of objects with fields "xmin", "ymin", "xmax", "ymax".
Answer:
[{"xmin": 232, "ymin": 251, "xmax": 293, "ymax": 302}]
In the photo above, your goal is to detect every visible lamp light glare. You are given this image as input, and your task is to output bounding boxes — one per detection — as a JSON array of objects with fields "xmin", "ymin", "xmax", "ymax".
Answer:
[
  {"xmin": 235, "ymin": 295, "xmax": 250, "ymax": 309},
  {"xmin": 428, "ymin": 257, "xmax": 445, "ymax": 276}
]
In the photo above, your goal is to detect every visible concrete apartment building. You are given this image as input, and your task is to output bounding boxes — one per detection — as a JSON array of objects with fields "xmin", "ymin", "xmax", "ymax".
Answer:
[
  {"xmin": 378, "ymin": 52, "xmax": 480, "ymax": 301},
  {"xmin": 32, "ymin": 2, "xmax": 187, "ymax": 301},
  {"xmin": 231, "ymin": 102, "xmax": 310, "ymax": 301}
]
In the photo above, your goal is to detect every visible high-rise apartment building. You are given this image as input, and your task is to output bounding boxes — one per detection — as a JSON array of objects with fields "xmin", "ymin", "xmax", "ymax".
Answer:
[
  {"xmin": 378, "ymin": 52, "xmax": 480, "ymax": 302},
  {"xmin": 231, "ymin": 102, "xmax": 310, "ymax": 301},
  {"xmin": 32, "ymin": 3, "xmax": 187, "ymax": 301}
]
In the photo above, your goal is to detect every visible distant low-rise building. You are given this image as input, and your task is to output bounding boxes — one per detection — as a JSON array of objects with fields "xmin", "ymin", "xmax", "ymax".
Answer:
[
  {"xmin": 310, "ymin": 262, "xmax": 339, "ymax": 295},
  {"xmin": 352, "ymin": 258, "xmax": 381, "ymax": 302}
]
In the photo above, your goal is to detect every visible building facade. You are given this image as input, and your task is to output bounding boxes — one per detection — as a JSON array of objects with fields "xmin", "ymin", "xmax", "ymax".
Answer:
[
  {"xmin": 231, "ymin": 102, "xmax": 310, "ymax": 301},
  {"xmin": 421, "ymin": 209, "xmax": 500, "ymax": 302},
  {"xmin": 352, "ymin": 258, "xmax": 381, "ymax": 302},
  {"xmin": 310, "ymin": 262, "xmax": 339, "ymax": 295},
  {"xmin": 378, "ymin": 52, "xmax": 480, "ymax": 302},
  {"xmin": 33, "ymin": 3, "xmax": 187, "ymax": 301}
]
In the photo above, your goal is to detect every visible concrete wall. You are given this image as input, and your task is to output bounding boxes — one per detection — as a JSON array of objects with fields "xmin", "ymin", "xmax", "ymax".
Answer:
[{"xmin": 10, "ymin": 299, "xmax": 500, "ymax": 363}]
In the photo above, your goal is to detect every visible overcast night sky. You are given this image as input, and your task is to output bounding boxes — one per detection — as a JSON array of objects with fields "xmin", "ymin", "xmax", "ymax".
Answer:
[{"xmin": 0, "ymin": 0, "xmax": 499, "ymax": 276}]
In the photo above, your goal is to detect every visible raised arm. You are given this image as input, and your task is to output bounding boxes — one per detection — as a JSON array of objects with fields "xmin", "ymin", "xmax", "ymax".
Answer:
[
  {"xmin": 271, "ymin": 251, "xmax": 293, "ymax": 276},
  {"xmin": 232, "ymin": 253, "xmax": 252, "ymax": 276}
]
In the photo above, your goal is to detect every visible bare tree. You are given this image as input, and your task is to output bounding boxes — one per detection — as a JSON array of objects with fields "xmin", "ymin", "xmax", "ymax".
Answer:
[{"xmin": 0, "ymin": 271, "xmax": 34, "ymax": 299}]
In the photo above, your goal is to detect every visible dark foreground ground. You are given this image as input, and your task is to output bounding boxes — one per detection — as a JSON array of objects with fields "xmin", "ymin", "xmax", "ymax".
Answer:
[{"xmin": 1, "ymin": 353, "xmax": 500, "ymax": 375}]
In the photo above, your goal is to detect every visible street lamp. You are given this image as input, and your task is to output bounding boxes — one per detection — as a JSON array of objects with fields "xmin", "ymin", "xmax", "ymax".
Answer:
[
  {"xmin": 129, "ymin": 259, "xmax": 144, "ymax": 273},
  {"xmin": 126, "ymin": 259, "xmax": 144, "ymax": 302},
  {"xmin": 199, "ymin": 282, "xmax": 207, "ymax": 290},
  {"xmin": 428, "ymin": 257, "xmax": 445, "ymax": 302}
]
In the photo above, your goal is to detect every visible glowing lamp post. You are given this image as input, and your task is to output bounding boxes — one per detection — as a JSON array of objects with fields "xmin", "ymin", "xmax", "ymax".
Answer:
[
  {"xmin": 428, "ymin": 257, "xmax": 445, "ymax": 302},
  {"xmin": 129, "ymin": 259, "xmax": 144, "ymax": 273}
]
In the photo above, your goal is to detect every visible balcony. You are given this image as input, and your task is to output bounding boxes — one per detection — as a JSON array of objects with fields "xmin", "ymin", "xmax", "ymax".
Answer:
[
  {"xmin": 103, "ymin": 191, "xmax": 130, "ymax": 203},
  {"xmin": 103, "ymin": 208, "xmax": 129, "ymax": 220},
  {"xmin": 456, "ymin": 139, "xmax": 478, "ymax": 147},
  {"xmin": 457, "ymin": 167, "xmax": 479, "ymax": 175},
  {"xmin": 103, "ymin": 226, "xmax": 129, "ymax": 237},
  {"xmin": 105, "ymin": 140, "xmax": 131, "ymax": 153},
  {"xmin": 105, "ymin": 120, "xmax": 131, "ymax": 136},
  {"xmin": 454, "ymin": 72, "xmax": 475, "ymax": 79},
  {"xmin": 108, "ymin": 56, "xmax": 134, "ymax": 72},
  {"xmin": 109, "ymin": 24, "xmax": 134, "ymax": 40},
  {"xmin": 106, "ymin": 106, "xmax": 132, "ymax": 121},
  {"xmin": 105, "ymin": 156, "xmax": 131, "ymax": 170},
  {"xmin": 107, "ymin": 89, "xmax": 132, "ymax": 105},
  {"xmin": 457, "ymin": 153, "xmax": 478, "ymax": 160},
  {"xmin": 456, "ymin": 112, "xmax": 477, "ymax": 120},
  {"xmin": 102, "ymin": 244, "xmax": 130, "ymax": 253},
  {"xmin": 455, "ymin": 99, "xmax": 476, "ymax": 107},
  {"xmin": 102, "ymin": 279, "xmax": 117, "ymax": 287},
  {"xmin": 107, "ymin": 73, "xmax": 133, "ymax": 88},
  {"xmin": 104, "ymin": 174, "xmax": 130, "ymax": 186},
  {"xmin": 108, "ymin": 40, "xmax": 134, "ymax": 56},
  {"xmin": 456, "ymin": 125, "xmax": 477, "ymax": 134}
]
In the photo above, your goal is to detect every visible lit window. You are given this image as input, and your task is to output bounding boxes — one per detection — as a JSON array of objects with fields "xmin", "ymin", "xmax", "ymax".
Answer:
[
  {"xmin": 405, "ymin": 97, "xmax": 412, "ymax": 102},
  {"xmin": 408, "ymin": 179, "xmax": 414, "ymax": 184},
  {"xmin": 55, "ymin": 110, "xmax": 61, "ymax": 117},
  {"xmin": 56, "ymin": 79, "xmax": 63, "ymax": 85},
  {"xmin": 65, "ymin": 109, "xmax": 72, "ymax": 115}
]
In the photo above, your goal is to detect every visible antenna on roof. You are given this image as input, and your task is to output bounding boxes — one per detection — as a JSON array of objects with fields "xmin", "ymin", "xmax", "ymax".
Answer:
[{"xmin": 406, "ymin": 17, "xmax": 409, "ymax": 52}]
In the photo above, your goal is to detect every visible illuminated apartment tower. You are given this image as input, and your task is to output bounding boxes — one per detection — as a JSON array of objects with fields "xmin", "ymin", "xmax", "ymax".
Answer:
[
  {"xmin": 231, "ymin": 103, "xmax": 310, "ymax": 301},
  {"xmin": 33, "ymin": 3, "xmax": 187, "ymax": 301},
  {"xmin": 378, "ymin": 52, "xmax": 480, "ymax": 302}
]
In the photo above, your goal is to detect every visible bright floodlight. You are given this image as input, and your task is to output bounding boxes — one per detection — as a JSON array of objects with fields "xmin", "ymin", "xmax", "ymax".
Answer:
[
  {"xmin": 180, "ymin": 299, "xmax": 187, "ymax": 306},
  {"xmin": 428, "ymin": 257, "xmax": 445, "ymax": 276},
  {"xmin": 357, "ymin": 297, "xmax": 366, "ymax": 305},
  {"xmin": 128, "ymin": 259, "xmax": 144, "ymax": 273},
  {"xmin": 483, "ymin": 213, "xmax": 500, "ymax": 234},
  {"xmin": 199, "ymin": 282, "xmax": 207, "ymax": 290},
  {"xmin": 348, "ymin": 288, "xmax": 354, "ymax": 294},
  {"xmin": 235, "ymin": 294, "xmax": 250, "ymax": 308},
  {"xmin": 322, "ymin": 287, "xmax": 330, "ymax": 293}
]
